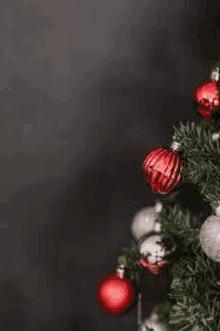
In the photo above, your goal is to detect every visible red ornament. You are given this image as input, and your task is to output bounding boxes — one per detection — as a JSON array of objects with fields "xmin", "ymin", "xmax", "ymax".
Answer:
[
  {"xmin": 192, "ymin": 78, "xmax": 220, "ymax": 120},
  {"xmin": 95, "ymin": 270, "xmax": 135, "ymax": 315},
  {"xmin": 138, "ymin": 257, "xmax": 168, "ymax": 275},
  {"xmin": 196, "ymin": 106, "xmax": 213, "ymax": 122},
  {"xmin": 141, "ymin": 146, "xmax": 183, "ymax": 194}
]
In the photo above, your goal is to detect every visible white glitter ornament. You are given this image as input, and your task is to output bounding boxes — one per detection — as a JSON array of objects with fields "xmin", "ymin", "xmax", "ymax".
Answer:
[
  {"xmin": 199, "ymin": 215, "xmax": 220, "ymax": 262},
  {"xmin": 131, "ymin": 202, "xmax": 163, "ymax": 241}
]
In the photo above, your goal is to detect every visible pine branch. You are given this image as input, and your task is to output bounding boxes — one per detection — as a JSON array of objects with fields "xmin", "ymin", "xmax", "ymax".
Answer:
[
  {"xmin": 116, "ymin": 201, "xmax": 220, "ymax": 330},
  {"xmin": 173, "ymin": 119, "xmax": 220, "ymax": 203}
]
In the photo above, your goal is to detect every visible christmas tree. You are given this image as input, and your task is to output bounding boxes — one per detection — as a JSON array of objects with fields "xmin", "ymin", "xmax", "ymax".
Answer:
[{"xmin": 95, "ymin": 61, "xmax": 220, "ymax": 331}]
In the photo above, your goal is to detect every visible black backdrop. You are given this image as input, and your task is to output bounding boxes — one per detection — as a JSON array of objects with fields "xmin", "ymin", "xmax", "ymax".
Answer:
[{"xmin": 0, "ymin": 0, "xmax": 220, "ymax": 330}]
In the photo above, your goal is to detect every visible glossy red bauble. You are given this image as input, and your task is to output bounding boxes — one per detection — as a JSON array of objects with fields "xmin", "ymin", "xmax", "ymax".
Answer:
[
  {"xmin": 95, "ymin": 271, "xmax": 135, "ymax": 315},
  {"xmin": 192, "ymin": 78, "xmax": 219, "ymax": 109},
  {"xmin": 192, "ymin": 78, "xmax": 220, "ymax": 120},
  {"xmin": 141, "ymin": 146, "xmax": 183, "ymax": 194}
]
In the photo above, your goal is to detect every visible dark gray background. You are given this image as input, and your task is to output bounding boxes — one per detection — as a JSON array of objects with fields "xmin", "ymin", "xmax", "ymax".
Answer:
[{"xmin": 0, "ymin": 0, "xmax": 219, "ymax": 330}]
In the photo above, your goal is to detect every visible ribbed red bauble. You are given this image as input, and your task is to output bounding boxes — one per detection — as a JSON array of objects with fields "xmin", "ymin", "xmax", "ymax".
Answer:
[
  {"xmin": 192, "ymin": 78, "xmax": 220, "ymax": 121},
  {"xmin": 95, "ymin": 270, "xmax": 135, "ymax": 315},
  {"xmin": 141, "ymin": 146, "xmax": 183, "ymax": 194}
]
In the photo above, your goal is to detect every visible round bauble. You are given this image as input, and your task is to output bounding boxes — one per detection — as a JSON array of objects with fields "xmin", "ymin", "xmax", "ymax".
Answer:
[
  {"xmin": 131, "ymin": 206, "xmax": 157, "ymax": 241},
  {"xmin": 199, "ymin": 215, "xmax": 220, "ymax": 262},
  {"xmin": 141, "ymin": 146, "xmax": 183, "ymax": 195},
  {"xmin": 136, "ymin": 232, "xmax": 176, "ymax": 274},
  {"xmin": 192, "ymin": 78, "xmax": 220, "ymax": 110},
  {"xmin": 138, "ymin": 234, "xmax": 166, "ymax": 263},
  {"xmin": 95, "ymin": 270, "xmax": 135, "ymax": 315}
]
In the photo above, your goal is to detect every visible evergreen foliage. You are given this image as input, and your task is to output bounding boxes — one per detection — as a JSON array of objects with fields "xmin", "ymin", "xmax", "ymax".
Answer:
[
  {"xmin": 116, "ymin": 117, "xmax": 220, "ymax": 330},
  {"xmin": 116, "ymin": 60, "xmax": 220, "ymax": 329}
]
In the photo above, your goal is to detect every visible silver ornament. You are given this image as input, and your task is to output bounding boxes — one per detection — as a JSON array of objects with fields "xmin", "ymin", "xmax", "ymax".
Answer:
[
  {"xmin": 199, "ymin": 215, "xmax": 220, "ymax": 262},
  {"xmin": 137, "ymin": 232, "xmax": 176, "ymax": 266},
  {"xmin": 138, "ymin": 234, "xmax": 166, "ymax": 264},
  {"xmin": 131, "ymin": 203, "xmax": 162, "ymax": 241},
  {"xmin": 131, "ymin": 207, "xmax": 157, "ymax": 241}
]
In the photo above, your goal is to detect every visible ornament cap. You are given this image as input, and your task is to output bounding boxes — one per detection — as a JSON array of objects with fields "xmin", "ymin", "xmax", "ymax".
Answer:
[
  {"xmin": 211, "ymin": 67, "xmax": 220, "ymax": 81},
  {"xmin": 116, "ymin": 265, "xmax": 125, "ymax": 278},
  {"xmin": 170, "ymin": 141, "xmax": 180, "ymax": 151},
  {"xmin": 155, "ymin": 201, "xmax": 163, "ymax": 213}
]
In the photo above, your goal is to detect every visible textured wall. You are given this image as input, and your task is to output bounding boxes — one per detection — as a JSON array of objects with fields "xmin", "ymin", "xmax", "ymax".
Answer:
[{"xmin": 0, "ymin": 0, "xmax": 218, "ymax": 330}]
